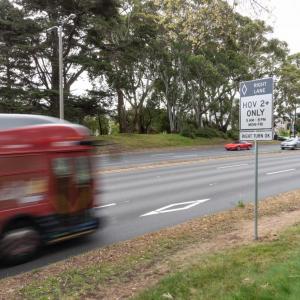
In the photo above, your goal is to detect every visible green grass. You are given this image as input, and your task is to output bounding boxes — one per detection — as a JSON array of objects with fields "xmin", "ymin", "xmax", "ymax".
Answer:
[
  {"xmin": 22, "ymin": 224, "xmax": 300, "ymax": 300},
  {"xmin": 135, "ymin": 226, "xmax": 300, "ymax": 300},
  {"xmin": 21, "ymin": 236, "xmax": 187, "ymax": 300},
  {"xmin": 97, "ymin": 133, "xmax": 227, "ymax": 150},
  {"xmin": 21, "ymin": 264, "xmax": 115, "ymax": 299},
  {"xmin": 236, "ymin": 200, "xmax": 246, "ymax": 208}
]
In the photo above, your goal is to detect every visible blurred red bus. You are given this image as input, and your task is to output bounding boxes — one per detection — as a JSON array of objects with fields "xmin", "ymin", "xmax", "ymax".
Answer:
[{"xmin": 0, "ymin": 114, "xmax": 100, "ymax": 265}]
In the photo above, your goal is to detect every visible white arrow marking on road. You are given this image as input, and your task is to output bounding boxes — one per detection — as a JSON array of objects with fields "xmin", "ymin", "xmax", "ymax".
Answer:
[
  {"xmin": 266, "ymin": 169, "xmax": 295, "ymax": 175},
  {"xmin": 140, "ymin": 199, "xmax": 210, "ymax": 217}
]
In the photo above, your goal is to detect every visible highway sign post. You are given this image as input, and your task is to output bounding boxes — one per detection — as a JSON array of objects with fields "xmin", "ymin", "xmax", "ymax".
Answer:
[{"xmin": 239, "ymin": 78, "xmax": 274, "ymax": 240}]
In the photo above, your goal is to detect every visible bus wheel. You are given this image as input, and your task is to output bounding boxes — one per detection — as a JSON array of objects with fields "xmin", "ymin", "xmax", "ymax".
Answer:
[{"xmin": 0, "ymin": 222, "xmax": 41, "ymax": 265}]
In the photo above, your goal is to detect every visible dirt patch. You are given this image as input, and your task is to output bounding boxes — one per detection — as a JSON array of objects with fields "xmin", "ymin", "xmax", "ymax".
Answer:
[{"xmin": 1, "ymin": 189, "xmax": 300, "ymax": 299}]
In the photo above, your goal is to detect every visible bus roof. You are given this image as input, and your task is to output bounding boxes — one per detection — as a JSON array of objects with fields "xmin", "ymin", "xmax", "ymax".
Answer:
[
  {"xmin": 0, "ymin": 114, "xmax": 69, "ymax": 131},
  {"xmin": 0, "ymin": 115, "xmax": 91, "ymax": 155}
]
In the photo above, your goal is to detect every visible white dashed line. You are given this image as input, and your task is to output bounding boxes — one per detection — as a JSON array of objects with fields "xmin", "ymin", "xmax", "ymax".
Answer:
[
  {"xmin": 218, "ymin": 164, "xmax": 249, "ymax": 169},
  {"xmin": 151, "ymin": 153, "xmax": 175, "ymax": 157},
  {"xmin": 266, "ymin": 169, "xmax": 295, "ymax": 175},
  {"xmin": 95, "ymin": 203, "xmax": 116, "ymax": 209}
]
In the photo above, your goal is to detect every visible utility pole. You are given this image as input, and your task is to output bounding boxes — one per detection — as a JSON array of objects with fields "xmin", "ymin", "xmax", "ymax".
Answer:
[
  {"xmin": 58, "ymin": 25, "xmax": 63, "ymax": 119},
  {"xmin": 47, "ymin": 14, "xmax": 76, "ymax": 120}
]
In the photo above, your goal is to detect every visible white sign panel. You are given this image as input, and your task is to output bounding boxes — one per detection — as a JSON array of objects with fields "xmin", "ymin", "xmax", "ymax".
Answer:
[
  {"xmin": 240, "ymin": 78, "xmax": 273, "ymax": 141},
  {"xmin": 240, "ymin": 94, "xmax": 273, "ymax": 130},
  {"xmin": 240, "ymin": 130, "xmax": 273, "ymax": 141}
]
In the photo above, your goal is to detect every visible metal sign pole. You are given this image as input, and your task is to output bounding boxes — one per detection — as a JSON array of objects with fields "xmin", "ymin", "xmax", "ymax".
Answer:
[
  {"xmin": 239, "ymin": 77, "xmax": 273, "ymax": 241},
  {"xmin": 254, "ymin": 138, "xmax": 258, "ymax": 240}
]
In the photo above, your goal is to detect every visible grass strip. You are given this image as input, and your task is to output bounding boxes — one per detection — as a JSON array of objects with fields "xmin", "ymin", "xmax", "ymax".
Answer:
[
  {"xmin": 20, "ymin": 238, "xmax": 186, "ymax": 300},
  {"xmin": 1, "ymin": 189, "xmax": 300, "ymax": 299},
  {"xmin": 135, "ymin": 226, "xmax": 300, "ymax": 300},
  {"xmin": 97, "ymin": 134, "xmax": 227, "ymax": 152}
]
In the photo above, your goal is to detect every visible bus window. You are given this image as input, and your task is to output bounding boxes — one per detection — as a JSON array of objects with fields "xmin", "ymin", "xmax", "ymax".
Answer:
[
  {"xmin": 52, "ymin": 158, "xmax": 72, "ymax": 178},
  {"xmin": 74, "ymin": 156, "xmax": 91, "ymax": 186}
]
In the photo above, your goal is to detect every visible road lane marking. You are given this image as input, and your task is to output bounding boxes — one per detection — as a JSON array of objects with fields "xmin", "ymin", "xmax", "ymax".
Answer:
[
  {"xmin": 173, "ymin": 154, "xmax": 198, "ymax": 158},
  {"xmin": 266, "ymin": 169, "xmax": 296, "ymax": 175},
  {"xmin": 98, "ymin": 151, "xmax": 295, "ymax": 174},
  {"xmin": 151, "ymin": 153, "xmax": 175, "ymax": 157},
  {"xmin": 140, "ymin": 199, "xmax": 210, "ymax": 217},
  {"xmin": 218, "ymin": 164, "xmax": 249, "ymax": 169},
  {"xmin": 95, "ymin": 203, "xmax": 116, "ymax": 209}
]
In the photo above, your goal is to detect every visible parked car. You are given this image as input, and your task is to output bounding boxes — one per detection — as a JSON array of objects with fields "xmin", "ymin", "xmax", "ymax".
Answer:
[
  {"xmin": 281, "ymin": 137, "xmax": 300, "ymax": 150},
  {"xmin": 224, "ymin": 141, "xmax": 252, "ymax": 151}
]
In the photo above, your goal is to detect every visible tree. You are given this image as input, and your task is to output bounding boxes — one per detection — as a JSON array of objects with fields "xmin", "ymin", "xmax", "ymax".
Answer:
[
  {"xmin": 0, "ymin": 0, "xmax": 39, "ymax": 113},
  {"xmin": 275, "ymin": 53, "xmax": 300, "ymax": 135},
  {"xmin": 7, "ymin": 0, "xmax": 119, "ymax": 118},
  {"xmin": 93, "ymin": 0, "xmax": 160, "ymax": 133}
]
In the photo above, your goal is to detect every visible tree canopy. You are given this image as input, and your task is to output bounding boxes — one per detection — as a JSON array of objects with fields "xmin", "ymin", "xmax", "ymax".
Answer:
[{"xmin": 0, "ymin": 0, "xmax": 296, "ymax": 135}]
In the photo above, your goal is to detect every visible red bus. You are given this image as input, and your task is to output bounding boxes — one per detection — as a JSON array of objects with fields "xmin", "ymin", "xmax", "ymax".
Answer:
[{"xmin": 0, "ymin": 114, "xmax": 100, "ymax": 265}]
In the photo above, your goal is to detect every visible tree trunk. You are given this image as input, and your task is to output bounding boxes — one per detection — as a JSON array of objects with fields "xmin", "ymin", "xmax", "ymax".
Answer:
[
  {"xmin": 167, "ymin": 102, "xmax": 176, "ymax": 133},
  {"xmin": 133, "ymin": 106, "xmax": 141, "ymax": 133},
  {"xmin": 97, "ymin": 109, "xmax": 103, "ymax": 135},
  {"xmin": 117, "ymin": 88, "xmax": 127, "ymax": 133}
]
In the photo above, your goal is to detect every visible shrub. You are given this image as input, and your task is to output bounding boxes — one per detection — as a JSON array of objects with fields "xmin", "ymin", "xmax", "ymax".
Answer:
[
  {"xmin": 180, "ymin": 124, "xmax": 197, "ymax": 139},
  {"xmin": 227, "ymin": 129, "xmax": 239, "ymax": 140},
  {"xmin": 195, "ymin": 127, "xmax": 225, "ymax": 138},
  {"xmin": 236, "ymin": 200, "xmax": 245, "ymax": 208},
  {"xmin": 278, "ymin": 128, "xmax": 290, "ymax": 137}
]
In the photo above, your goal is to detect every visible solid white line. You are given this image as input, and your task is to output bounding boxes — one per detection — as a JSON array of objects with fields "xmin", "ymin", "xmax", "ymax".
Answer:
[
  {"xmin": 266, "ymin": 169, "xmax": 296, "ymax": 175},
  {"xmin": 95, "ymin": 203, "xmax": 116, "ymax": 209},
  {"xmin": 218, "ymin": 164, "xmax": 249, "ymax": 169}
]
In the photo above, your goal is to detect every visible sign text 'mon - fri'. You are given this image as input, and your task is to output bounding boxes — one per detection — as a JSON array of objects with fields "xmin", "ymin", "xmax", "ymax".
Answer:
[{"xmin": 240, "ymin": 78, "xmax": 273, "ymax": 132}]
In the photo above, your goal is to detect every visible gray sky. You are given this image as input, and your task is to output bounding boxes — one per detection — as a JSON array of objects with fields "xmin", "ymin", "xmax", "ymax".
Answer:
[
  {"xmin": 270, "ymin": 0, "xmax": 300, "ymax": 54},
  {"xmin": 231, "ymin": 0, "xmax": 300, "ymax": 54}
]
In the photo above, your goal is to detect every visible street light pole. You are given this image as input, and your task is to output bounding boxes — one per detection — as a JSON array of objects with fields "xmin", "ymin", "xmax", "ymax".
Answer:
[
  {"xmin": 47, "ymin": 14, "xmax": 76, "ymax": 120},
  {"xmin": 58, "ymin": 24, "xmax": 64, "ymax": 120}
]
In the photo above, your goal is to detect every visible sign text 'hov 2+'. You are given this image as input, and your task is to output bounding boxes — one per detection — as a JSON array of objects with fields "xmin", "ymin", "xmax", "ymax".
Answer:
[{"xmin": 239, "ymin": 78, "xmax": 273, "ymax": 141}]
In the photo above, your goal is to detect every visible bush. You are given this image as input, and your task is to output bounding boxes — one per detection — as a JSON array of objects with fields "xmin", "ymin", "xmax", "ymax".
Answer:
[
  {"xmin": 195, "ymin": 127, "xmax": 226, "ymax": 139},
  {"xmin": 278, "ymin": 129, "xmax": 290, "ymax": 137},
  {"xmin": 227, "ymin": 129, "xmax": 239, "ymax": 140},
  {"xmin": 180, "ymin": 124, "xmax": 197, "ymax": 139},
  {"xmin": 181, "ymin": 125, "xmax": 230, "ymax": 140}
]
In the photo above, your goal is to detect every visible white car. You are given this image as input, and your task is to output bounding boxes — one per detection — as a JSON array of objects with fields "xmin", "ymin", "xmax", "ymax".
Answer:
[{"xmin": 281, "ymin": 137, "xmax": 300, "ymax": 150}]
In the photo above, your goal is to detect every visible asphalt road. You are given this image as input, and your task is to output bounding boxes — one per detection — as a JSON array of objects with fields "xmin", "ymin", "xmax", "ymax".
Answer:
[
  {"xmin": 2, "ymin": 143, "xmax": 299, "ymax": 279},
  {"xmin": 98, "ymin": 143, "xmax": 281, "ymax": 169}
]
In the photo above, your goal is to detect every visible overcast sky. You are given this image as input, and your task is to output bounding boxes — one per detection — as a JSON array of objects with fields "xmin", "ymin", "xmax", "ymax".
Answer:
[
  {"xmin": 232, "ymin": 0, "xmax": 300, "ymax": 54},
  {"xmin": 269, "ymin": 0, "xmax": 300, "ymax": 54}
]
